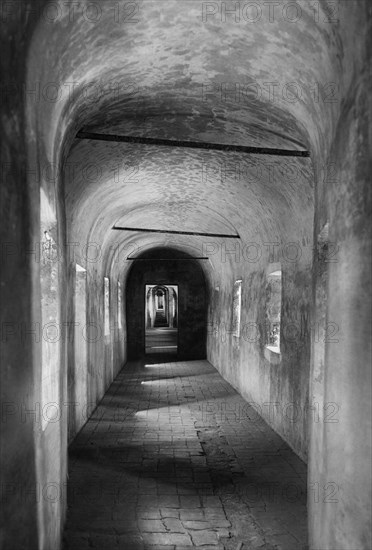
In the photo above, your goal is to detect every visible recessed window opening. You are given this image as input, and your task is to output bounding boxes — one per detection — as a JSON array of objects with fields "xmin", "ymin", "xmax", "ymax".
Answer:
[
  {"xmin": 232, "ymin": 279, "xmax": 242, "ymax": 338},
  {"xmin": 266, "ymin": 266, "xmax": 282, "ymax": 354},
  {"xmin": 104, "ymin": 277, "xmax": 110, "ymax": 336},
  {"xmin": 117, "ymin": 281, "xmax": 122, "ymax": 329},
  {"xmin": 312, "ymin": 221, "xmax": 330, "ymax": 410},
  {"xmin": 145, "ymin": 284, "xmax": 178, "ymax": 355},
  {"xmin": 71, "ymin": 264, "xmax": 87, "ymax": 439},
  {"xmin": 40, "ymin": 188, "xmax": 60, "ymax": 431}
]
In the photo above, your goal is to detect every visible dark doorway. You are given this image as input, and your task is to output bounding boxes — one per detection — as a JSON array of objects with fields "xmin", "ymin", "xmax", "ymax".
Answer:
[
  {"xmin": 145, "ymin": 284, "xmax": 178, "ymax": 354},
  {"xmin": 126, "ymin": 248, "xmax": 207, "ymax": 360}
]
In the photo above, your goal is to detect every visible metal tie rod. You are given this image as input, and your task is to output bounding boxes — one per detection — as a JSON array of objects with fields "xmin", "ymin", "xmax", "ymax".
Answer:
[
  {"xmin": 112, "ymin": 226, "xmax": 240, "ymax": 238},
  {"xmin": 77, "ymin": 131, "xmax": 310, "ymax": 157}
]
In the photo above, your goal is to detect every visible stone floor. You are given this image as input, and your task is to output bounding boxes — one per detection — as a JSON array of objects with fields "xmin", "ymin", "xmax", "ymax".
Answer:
[{"xmin": 63, "ymin": 358, "xmax": 308, "ymax": 550}]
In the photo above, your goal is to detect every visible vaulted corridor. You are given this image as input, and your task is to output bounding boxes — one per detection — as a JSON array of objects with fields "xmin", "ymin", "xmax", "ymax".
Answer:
[
  {"xmin": 63, "ymin": 359, "xmax": 307, "ymax": 550},
  {"xmin": 1, "ymin": 1, "xmax": 371, "ymax": 549}
]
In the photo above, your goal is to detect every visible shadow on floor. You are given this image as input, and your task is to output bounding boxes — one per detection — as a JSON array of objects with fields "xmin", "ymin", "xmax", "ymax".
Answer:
[{"xmin": 63, "ymin": 359, "xmax": 308, "ymax": 550}]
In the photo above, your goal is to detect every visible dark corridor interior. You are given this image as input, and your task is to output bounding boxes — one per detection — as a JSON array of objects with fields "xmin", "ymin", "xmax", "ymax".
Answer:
[{"xmin": 126, "ymin": 249, "xmax": 207, "ymax": 361}]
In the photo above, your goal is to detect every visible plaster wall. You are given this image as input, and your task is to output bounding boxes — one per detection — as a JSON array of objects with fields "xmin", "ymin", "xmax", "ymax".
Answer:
[
  {"xmin": 207, "ymin": 218, "xmax": 313, "ymax": 462},
  {"xmin": 308, "ymin": 21, "xmax": 372, "ymax": 547}
]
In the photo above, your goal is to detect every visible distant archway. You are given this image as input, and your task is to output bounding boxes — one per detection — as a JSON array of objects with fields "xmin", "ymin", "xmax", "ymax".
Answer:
[{"xmin": 125, "ymin": 248, "xmax": 207, "ymax": 360}]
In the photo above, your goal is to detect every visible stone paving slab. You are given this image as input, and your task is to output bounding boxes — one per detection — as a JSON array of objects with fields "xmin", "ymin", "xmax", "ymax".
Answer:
[{"xmin": 63, "ymin": 359, "xmax": 308, "ymax": 549}]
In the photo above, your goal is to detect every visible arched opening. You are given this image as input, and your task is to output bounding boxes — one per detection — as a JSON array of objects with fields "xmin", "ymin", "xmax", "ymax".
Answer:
[{"xmin": 126, "ymin": 247, "xmax": 207, "ymax": 361}]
